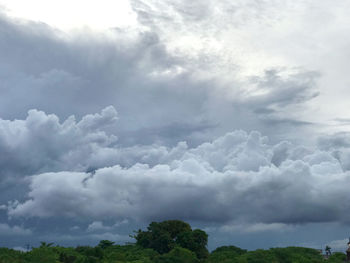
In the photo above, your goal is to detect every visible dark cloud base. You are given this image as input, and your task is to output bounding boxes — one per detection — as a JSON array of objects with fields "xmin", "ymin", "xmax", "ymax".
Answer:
[{"xmin": 0, "ymin": 108, "xmax": 349, "ymax": 227}]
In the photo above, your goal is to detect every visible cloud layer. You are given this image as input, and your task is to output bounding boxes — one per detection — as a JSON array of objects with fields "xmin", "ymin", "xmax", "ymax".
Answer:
[
  {"xmin": 2, "ymin": 0, "xmax": 350, "ymax": 250},
  {"xmin": 0, "ymin": 10, "xmax": 320, "ymax": 148},
  {"xmin": 0, "ymin": 106, "xmax": 118, "ymax": 182},
  {"xmin": 3, "ymin": 108, "xmax": 350, "ymax": 227}
]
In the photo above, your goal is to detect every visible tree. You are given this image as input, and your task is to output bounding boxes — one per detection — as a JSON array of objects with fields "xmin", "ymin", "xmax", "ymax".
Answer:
[
  {"xmin": 134, "ymin": 220, "xmax": 208, "ymax": 260},
  {"xmin": 39, "ymin": 242, "xmax": 54, "ymax": 248},
  {"xmin": 328, "ymin": 252, "xmax": 346, "ymax": 263},
  {"xmin": 176, "ymin": 229, "xmax": 209, "ymax": 260},
  {"xmin": 156, "ymin": 247, "xmax": 199, "ymax": 263},
  {"xmin": 97, "ymin": 240, "xmax": 115, "ymax": 249},
  {"xmin": 208, "ymin": 246, "xmax": 247, "ymax": 263},
  {"xmin": 135, "ymin": 220, "xmax": 192, "ymax": 254}
]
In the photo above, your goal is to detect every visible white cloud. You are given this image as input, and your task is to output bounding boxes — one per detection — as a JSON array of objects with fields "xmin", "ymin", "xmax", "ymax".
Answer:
[
  {"xmin": 13, "ymin": 246, "xmax": 28, "ymax": 252},
  {"xmin": 0, "ymin": 10, "xmax": 321, "ymax": 148},
  {"xmin": 220, "ymin": 223, "xmax": 294, "ymax": 233},
  {"xmin": 0, "ymin": 106, "xmax": 119, "ymax": 179},
  {"xmin": 131, "ymin": 0, "xmax": 350, "ymax": 129},
  {"xmin": 7, "ymin": 129, "xmax": 350, "ymax": 226},
  {"xmin": 0, "ymin": 223, "xmax": 31, "ymax": 235},
  {"xmin": 328, "ymin": 238, "xmax": 349, "ymax": 252},
  {"xmin": 0, "ymin": 0, "xmax": 138, "ymax": 31},
  {"xmin": 87, "ymin": 221, "xmax": 112, "ymax": 232}
]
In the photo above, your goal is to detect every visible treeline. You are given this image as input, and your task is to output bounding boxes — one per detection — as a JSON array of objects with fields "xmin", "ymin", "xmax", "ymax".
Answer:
[{"xmin": 0, "ymin": 220, "xmax": 347, "ymax": 263}]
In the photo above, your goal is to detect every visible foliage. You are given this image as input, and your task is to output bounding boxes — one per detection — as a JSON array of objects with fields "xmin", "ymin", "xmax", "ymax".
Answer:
[
  {"xmin": 25, "ymin": 246, "xmax": 59, "ymax": 263},
  {"xmin": 135, "ymin": 220, "xmax": 208, "ymax": 260},
  {"xmin": 97, "ymin": 240, "xmax": 115, "ymax": 250},
  {"xmin": 135, "ymin": 220, "xmax": 192, "ymax": 254},
  {"xmin": 175, "ymin": 229, "xmax": 209, "ymax": 260},
  {"xmin": 0, "ymin": 248, "xmax": 23, "ymax": 263},
  {"xmin": 0, "ymin": 220, "xmax": 346, "ymax": 263},
  {"xmin": 269, "ymin": 247, "xmax": 323, "ymax": 263},
  {"xmin": 207, "ymin": 245, "xmax": 247, "ymax": 263},
  {"xmin": 155, "ymin": 247, "xmax": 199, "ymax": 263},
  {"xmin": 328, "ymin": 252, "xmax": 346, "ymax": 263}
]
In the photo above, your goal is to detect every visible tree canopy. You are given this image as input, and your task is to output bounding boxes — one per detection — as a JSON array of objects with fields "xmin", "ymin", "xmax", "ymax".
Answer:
[
  {"xmin": 0, "ymin": 219, "xmax": 342, "ymax": 263},
  {"xmin": 134, "ymin": 219, "xmax": 208, "ymax": 260}
]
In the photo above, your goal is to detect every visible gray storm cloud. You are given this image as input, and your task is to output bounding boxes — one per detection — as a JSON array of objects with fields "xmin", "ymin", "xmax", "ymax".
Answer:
[
  {"xmin": 4, "ymin": 108, "xmax": 350, "ymax": 226},
  {"xmin": 0, "ymin": 10, "xmax": 319, "ymax": 147},
  {"xmin": 0, "ymin": 106, "xmax": 119, "ymax": 180},
  {"xmin": 2, "ymin": 0, "xmax": 350, "ymax": 249}
]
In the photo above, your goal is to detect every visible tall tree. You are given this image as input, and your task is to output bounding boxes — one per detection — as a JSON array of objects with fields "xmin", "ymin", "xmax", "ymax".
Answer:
[{"xmin": 135, "ymin": 220, "xmax": 208, "ymax": 260}]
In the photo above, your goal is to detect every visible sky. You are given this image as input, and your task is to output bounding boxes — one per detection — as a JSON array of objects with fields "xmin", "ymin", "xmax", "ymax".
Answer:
[{"xmin": 0, "ymin": 0, "xmax": 350, "ymax": 252}]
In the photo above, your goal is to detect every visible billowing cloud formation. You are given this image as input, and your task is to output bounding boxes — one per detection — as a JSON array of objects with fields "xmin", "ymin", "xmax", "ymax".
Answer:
[
  {"xmin": 0, "ymin": 10, "xmax": 320, "ymax": 148},
  {"xmin": 0, "ymin": 106, "xmax": 118, "ymax": 181},
  {"xmin": 318, "ymin": 132, "xmax": 350, "ymax": 172},
  {"xmin": 5, "ymin": 109, "xmax": 350, "ymax": 226},
  {"xmin": 2, "ymin": 0, "xmax": 350, "ymax": 250}
]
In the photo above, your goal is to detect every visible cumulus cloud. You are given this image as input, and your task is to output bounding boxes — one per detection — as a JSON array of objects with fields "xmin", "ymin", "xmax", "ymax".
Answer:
[
  {"xmin": 0, "ymin": 106, "xmax": 119, "ymax": 181},
  {"xmin": 318, "ymin": 132, "xmax": 350, "ymax": 171},
  {"xmin": 8, "ymin": 128, "xmax": 350, "ymax": 226},
  {"xmin": 0, "ymin": 10, "xmax": 320, "ymax": 148},
  {"xmin": 328, "ymin": 238, "xmax": 349, "ymax": 251},
  {"xmin": 86, "ymin": 220, "xmax": 128, "ymax": 232},
  {"xmin": 0, "ymin": 223, "xmax": 31, "ymax": 236},
  {"xmin": 2, "ymin": 0, "xmax": 350, "ymax": 249},
  {"xmin": 0, "ymin": 101, "xmax": 316, "ymax": 187}
]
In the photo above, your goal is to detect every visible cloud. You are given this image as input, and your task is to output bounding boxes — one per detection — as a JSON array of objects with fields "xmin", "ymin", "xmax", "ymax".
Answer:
[
  {"xmin": 318, "ymin": 132, "xmax": 350, "ymax": 171},
  {"xmin": 86, "ymin": 220, "xmax": 128, "ymax": 232},
  {"xmin": 300, "ymin": 237, "xmax": 349, "ymax": 252},
  {"xmin": 7, "ymin": 129, "xmax": 350, "ymax": 227},
  {"xmin": 0, "ymin": 10, "xmax": 320, "ymax": 149},
  {"xmin": 328, "ymin": 238, "xmax": 349, "ymax": 252},
  {"xmin": 2, "ymin": 0, "xmax": 350, "ymax": 249},
  {"xmin": 87, "ymin": 221, "xmax": 112, "ymax": 232},
  {"xmin": 0, "ymin": 223, "xmax": 31, "ymax": 235},
  {"xmin": 0, "ymin": 106, "xmax": 119, "ymax": 181},
  {"xmin": 220, "ymin": 222, "xmax": 294, "ymax": 233},
  {"xmin": 13, "ymin": 246, "xmax": 28, "ymax": 252},
  {"xmin": 131, "ymin": 0, "xmax": 350, "ymax": 135},
  {"xmin": 35, "ymin": 231, "xmax": 131, "ymax": 244}
]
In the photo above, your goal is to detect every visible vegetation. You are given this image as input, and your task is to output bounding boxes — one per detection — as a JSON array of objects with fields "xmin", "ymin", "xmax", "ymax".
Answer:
[
  {"xmin": 134, "ymin": 220, "xmax": 208, "ymax": 260},
  {"xmin": 0, "ymin": 220, "xmax": 344, "ymax": 262}
]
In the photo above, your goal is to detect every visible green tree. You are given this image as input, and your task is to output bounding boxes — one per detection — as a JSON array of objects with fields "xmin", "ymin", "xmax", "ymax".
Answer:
[
  {"xmin": 0, "ymin": 248, "xmax": 23, "ymax": 263},
  {"xmin": 240, "ymin": 249, "xmax": 278, "ymax": 263},
  {"xmin": 135, "ymin": 219, "xmax": 210, "ymax": 261},
  {"xmin": 328, "ymin": 252, "xmax": 346, "ymax": 263},
  {"xmin": 208, "ymin": 246, "xmax": 247, "ymax": 263},
  {"xmin": 26, "ymin": 247, "xmax": 58, "ymax": 263},
  {"xmin": 135, "ymin": 220, "xmax": 192, "ymax": 254},
  {"xmin": 156, "ymin": 247, "xmax": 199, "ymax": 263},
  {"xmin": 75, "ymin": 246, "xmax": 103, "ymax": 263},
  {"xmin": 39, "ymin": 242, "xmax": 54, "ymax": 248},
  {"xmin": 97, "ymin": 240, "xmax": 115, "ymax": 249},
  {"xmin": 176, "ymin": 229, "xmax": 209, "ymax": 260}
]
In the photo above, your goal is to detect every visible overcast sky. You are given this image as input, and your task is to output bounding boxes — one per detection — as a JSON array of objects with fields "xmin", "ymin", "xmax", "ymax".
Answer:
[{"xmin": 1, "ymin": 0, "xmax": 350, "ymax": 252}]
